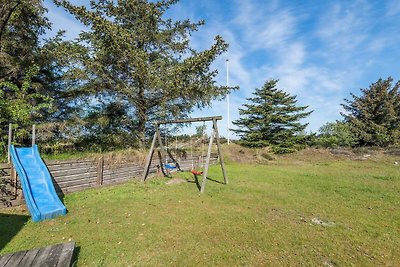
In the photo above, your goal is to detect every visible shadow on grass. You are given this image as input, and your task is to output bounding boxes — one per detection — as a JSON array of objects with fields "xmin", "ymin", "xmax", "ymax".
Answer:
[
  {"xmin": 206, "ymin": 177, "xmax": 225, "ymax": 185},
  {"xmin": 190, "ymin": 174, "xmax": 201, "ymax": 191},
  {"xmin": 71, "ymin": 245, "xmax": 81, "ymax": 267},
  {"xmin": 188, "ymin": 175, "xmax": 226, "ymax": 191},
  {"xmin": 0, "ymin": 213, "xmax": 29, "ymax": 251}
]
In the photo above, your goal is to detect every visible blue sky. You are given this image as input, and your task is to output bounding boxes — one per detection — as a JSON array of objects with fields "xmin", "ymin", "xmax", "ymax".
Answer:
[{"xmin": 43, "ymin": 0, "xmax": 400, "ymax": 138}]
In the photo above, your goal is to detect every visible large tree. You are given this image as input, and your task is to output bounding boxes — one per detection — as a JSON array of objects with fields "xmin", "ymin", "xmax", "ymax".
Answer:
[
  {"xmin": 0, "ymin": 0, "xmax": 51, "ymax": 83},
  {"xmin": 54, "ymin": 0, "xmax": 232, "ymax": 147},
  {"xmin": 0, "ymin": 0, "xmax": 60, "ymax": 156},
  {"xmin": 232, "ymin": 79, "xmax": 312, "ymax": 153},
  {"xmin": 341, "ymin": 77, "xmax": 400, "ymax": 147}
]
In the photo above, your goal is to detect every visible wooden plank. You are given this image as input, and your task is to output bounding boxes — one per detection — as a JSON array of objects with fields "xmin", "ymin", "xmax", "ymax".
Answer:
[
  {"xmin": 49, "ymin": 167, "xmax": 97, "ymax": 177},
  {"xmin": 103, "ymin": 165, "xmax": 142, "ymax": 173},
  {"xmin": 0, "ymin": 253, "xmax": 12, "ymax": 266},
  {"xmin": 156, "ymin": 127, "xmax": 169, "ymax": 177},
  {"xmin": 47, "ymin": 162, "xmax": 95, "ymax": 172},
  {"xmin": 142, "ymin": 131, "xmax": 158, "ymax": 181},
  {"xmin": 56, "ymin": 242, "xmax": 75, "ymax": 267},
  {"xmin": 156, "ymin": 116, "xmax": 223, "ymax": 125},
  {"xmin": 47, "ymin": 160, "xmax": 95, "ymax": 167},
  {"xmin": 103, "ymin": 169, "xmax": 143, "ymax": 178},
  {"xmin": 104, "ymin": 164, "xmax": 143, "ymax": 172},
  {"xmin": 3, "ymin": 250, "xmax": 26, "ymax": 266},
  {"xmin": 18, "ymin": 248, "xmax": 40, "ymax": 266},
  {"xmin": 103, "ymin": 172, "xmax": 141, "ymax": 181},
  {"xmin": 200, "ymin": 120, "xmax": 215, "ymax": 193},
  {"xmin": 52, "ymin": 172, "xmax": 97, "ymax": 183},
  {"xmin": 103, "ymin": 167, "xmax": 143, "ymax": 176},
  {"xmin": 45, "ymin": 159, "xmax": 94, "ymax": 165},
  {"xmin": 57, "ymin": 178, "xmax": 92, "ymax": 189},
  {"xmin": 0, "ymin": 242, "xmax": 75, "ymax": 267},
  {"xmin": 42, "ymin": 243, "xmax": 65, "ymax": 267},
  {"xmin": 214, "ymin": 118, "xmax": 228, "ymax": 184},
  {"xmin": 103, "ymin": 173, "xmax": 137, "ymax": 182},
  {"xmin": 29, "ymin": 243, "xmax": 53, "ymax": 266}
]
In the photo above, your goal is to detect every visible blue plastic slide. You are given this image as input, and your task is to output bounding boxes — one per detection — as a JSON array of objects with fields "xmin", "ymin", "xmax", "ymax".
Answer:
[{"xmin": 9, "ymin": 144, "xmax": 66, "ymax": 222}]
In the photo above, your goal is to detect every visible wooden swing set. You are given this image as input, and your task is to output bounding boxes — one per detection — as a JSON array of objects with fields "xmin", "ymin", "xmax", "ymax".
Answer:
[{"xmin": 141, "ymin": 116, "xmax": 228, "ymax": 192}]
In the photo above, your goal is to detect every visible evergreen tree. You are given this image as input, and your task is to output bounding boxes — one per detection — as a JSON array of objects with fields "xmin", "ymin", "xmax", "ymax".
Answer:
[
  {"xmin": 0, "ymin": 0, "xmax": 61, "ymax": 155},
  {"xmin": 54, "ymin": 0, "xmax": 232, "ymax": 147},
  {"xmin": 0, "ymin": 0, "xmax": 51, "ymax": 83},
  {"xmin": 341, "ymin": 77, "xmax": 400, "ymax": 147},
  {"xmin": 232, "ymin": 79, "xmax": 312, "ymax": 153}
]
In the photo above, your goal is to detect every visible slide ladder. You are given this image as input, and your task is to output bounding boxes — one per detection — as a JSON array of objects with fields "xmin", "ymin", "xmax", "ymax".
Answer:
[{"xmin": 9, "ymin": 144, "xmax": 66, "ymax": 222}]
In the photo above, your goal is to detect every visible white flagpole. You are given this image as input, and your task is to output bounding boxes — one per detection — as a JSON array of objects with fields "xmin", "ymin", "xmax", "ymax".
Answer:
[{"xmin": 226, "ymin": 58, "xmax": 230, "ymax": 145}]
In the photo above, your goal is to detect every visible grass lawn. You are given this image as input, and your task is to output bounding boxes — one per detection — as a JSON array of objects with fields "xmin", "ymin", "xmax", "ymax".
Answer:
[{"xmin": 1, "ymin": 149, "xmax": 400, "ymax": 266}]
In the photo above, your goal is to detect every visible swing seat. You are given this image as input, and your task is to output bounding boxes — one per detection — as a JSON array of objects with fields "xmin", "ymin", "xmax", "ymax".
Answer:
[
  {"xmin": 165, "ymin": 163, "xmax": 177, "ymax": 169},
  {"xmin": 191, "ymin": 169, "xmax": 203, "ymax": 175}
]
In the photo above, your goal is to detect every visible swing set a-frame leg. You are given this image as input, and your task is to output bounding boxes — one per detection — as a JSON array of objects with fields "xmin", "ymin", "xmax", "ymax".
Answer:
[
  {"xmin": 200, "ymin": 118, "xmax": 228, "ymax": 192},
  {"xmin": 142, "ymin": 131, "xmax": 157, "ymax": 182},
  {"xmin": 214, "ymin": 118, "xmax": 228, "ymax": 185},
  {"xmin": 200, "ymin": 125, "xmax": 215, "ymax": 193}
]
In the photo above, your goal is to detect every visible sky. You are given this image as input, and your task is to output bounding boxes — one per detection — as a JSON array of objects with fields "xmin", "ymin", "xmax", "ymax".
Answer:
[{"xmin": 43, "ymin": 0, "xmax": 400, "ymax": 138}]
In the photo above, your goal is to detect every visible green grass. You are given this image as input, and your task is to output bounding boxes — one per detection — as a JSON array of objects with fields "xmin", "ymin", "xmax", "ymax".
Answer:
[{"xmin": 1, "ymin": 154, "xmax": 400, "ymax": 266}]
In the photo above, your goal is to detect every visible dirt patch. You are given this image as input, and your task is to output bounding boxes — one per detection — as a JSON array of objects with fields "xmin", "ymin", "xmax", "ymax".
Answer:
[
  {"xmin": 221, "ymin": 143, "xmax": 276, "ymax": 164},
  {"xmin": 276, "ymin": 147, "xmax": 400, "ymax": 163},
  {"xmin": 166, "ymin": 178, "xmax": 187, "ymax": 185},
  {"xmin": 311, "ymin": 217, "xmax": 336, "ymax": 227}
]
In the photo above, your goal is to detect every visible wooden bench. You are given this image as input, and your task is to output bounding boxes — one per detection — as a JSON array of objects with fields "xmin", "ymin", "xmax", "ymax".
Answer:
[{"xmin": 0, "ymin": 242, "xmax": 75, "ymax": 267}]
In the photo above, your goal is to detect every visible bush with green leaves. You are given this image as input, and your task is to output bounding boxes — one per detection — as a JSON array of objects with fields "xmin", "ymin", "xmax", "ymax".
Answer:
[
  {"xmin": 0, "ymin": 65, "xmax": 53, "ymax": 157},
  {"xmin": 315, "ymin": 121, "xmax": 357, "ymax": 148}
]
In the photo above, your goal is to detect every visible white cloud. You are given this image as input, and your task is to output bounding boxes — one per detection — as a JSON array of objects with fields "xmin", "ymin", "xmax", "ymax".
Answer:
[
  {"xmin": 315, "ymin": 1, "xmax": 373, "ymax": 61},
  {"xmin": 233, "ymin": 1, "xmax": 297, "ymax": 51}
]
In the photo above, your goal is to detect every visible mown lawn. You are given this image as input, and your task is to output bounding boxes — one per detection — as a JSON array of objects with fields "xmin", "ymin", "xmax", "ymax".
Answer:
[{"xmin": 1, "ymin": 151, "xmax": 400, "ymax": 266}]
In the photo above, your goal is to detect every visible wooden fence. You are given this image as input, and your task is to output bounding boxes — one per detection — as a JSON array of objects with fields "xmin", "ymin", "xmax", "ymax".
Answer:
[{"xmin": 0, "ymin": 153, "xmax": 218, "ymax": 207}]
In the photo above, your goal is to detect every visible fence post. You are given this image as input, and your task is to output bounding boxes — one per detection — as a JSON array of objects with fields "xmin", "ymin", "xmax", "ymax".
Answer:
[
  {"xmin": 32, "ymin": 124, "xmax": 36, "ymax": 147},
  {"xmin": 7, "ymin": 123, "xmax": 12, "ymax": 163},
  {"xmin": 97, "ymin": 156, "xmax": 104, "ymax": 185},
  {"xmin": 10, "ymin": 163, "xmax": 17, "ymax": 199}
]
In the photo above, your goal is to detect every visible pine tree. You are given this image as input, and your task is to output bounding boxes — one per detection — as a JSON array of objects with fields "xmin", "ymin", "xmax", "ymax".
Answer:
[
  {"xmin": 0, "ymin": 0, "xmax": 51, "ymax": 83},
  {"xmin": 54, "ymin": 0, "xmax": 232, "ymax": 147},
  {"xmin": 0, "ymin": 0, "xmax": 59, "ymax": 154},
  {"xmin": 341, "ymin": 77, "xmax": 400, "ymax": 147},
  {"xmin": 232, "ymin": 80, "xmax": 312, "ymax": 153}
]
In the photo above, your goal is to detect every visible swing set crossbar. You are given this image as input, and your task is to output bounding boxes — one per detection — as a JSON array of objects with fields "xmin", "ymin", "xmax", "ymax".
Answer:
[{"xmin": 155, "ymin": 116, "xmax": 222, "ymax": 125}]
